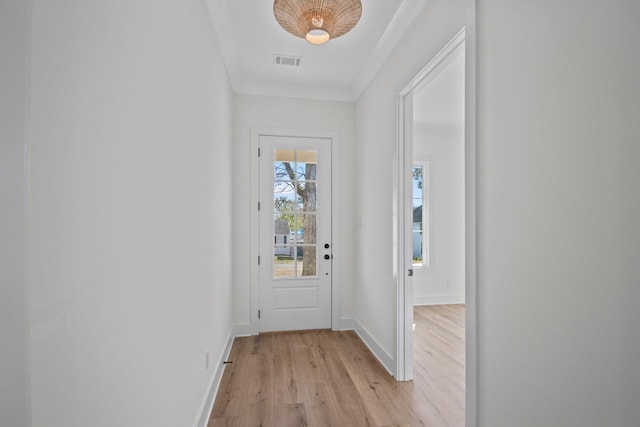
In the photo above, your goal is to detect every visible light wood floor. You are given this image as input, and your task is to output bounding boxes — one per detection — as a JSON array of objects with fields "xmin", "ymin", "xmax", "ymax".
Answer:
[{"xmin": 209, "ymin": 304, "xmax": 465, "ymax": 427}]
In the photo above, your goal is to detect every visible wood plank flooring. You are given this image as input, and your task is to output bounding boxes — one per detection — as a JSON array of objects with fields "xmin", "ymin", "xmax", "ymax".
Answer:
[{"xmin": 209, "ymin": 304, "xmax": 465, "ymax": 427}]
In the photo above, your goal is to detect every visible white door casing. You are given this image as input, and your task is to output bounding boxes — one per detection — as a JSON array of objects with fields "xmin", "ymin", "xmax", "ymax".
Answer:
[
  {"xmin": 257, "ymin": 134, "xmax": 332, "ymax": 332},
  {"xmin": 397, "ymin": 29, "xmax": 467, "ymax": 382}
]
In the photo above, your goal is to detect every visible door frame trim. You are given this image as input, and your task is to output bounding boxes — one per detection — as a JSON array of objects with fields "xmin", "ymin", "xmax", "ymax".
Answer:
[
  {"xmin": 396, "ymin": 27, "xmax": 466, "ymax": 380},
  {"xmin": 250, "ymin": 127, "xmax": 340, "ymax": 335},
  {"xmin": 394, "ymin": 9, "xmax": 477, "ymax": 427}
]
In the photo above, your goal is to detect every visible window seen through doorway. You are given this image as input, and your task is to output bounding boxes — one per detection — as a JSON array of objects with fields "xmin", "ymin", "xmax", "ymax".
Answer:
[{"xmin": 412, "ymin": 162, "xmax": 429, "ymax": 268}]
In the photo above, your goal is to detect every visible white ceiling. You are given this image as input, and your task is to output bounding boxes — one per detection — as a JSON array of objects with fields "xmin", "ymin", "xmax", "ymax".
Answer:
[{"xmin": 205, "ymin": 0, "xmax": 428, "ymax": 101}]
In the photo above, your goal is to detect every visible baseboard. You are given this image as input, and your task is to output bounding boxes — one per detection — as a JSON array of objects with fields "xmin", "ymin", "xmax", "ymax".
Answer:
[
  {"xmin": 334, "ymin": 317, "xmax": 355, "ymax": 331},
  {"xmin": 413, "ymin": 294, "xmax": 465, "ymax": 306},
  {"xmin": 193, "ymin": 328, "xmax": 235, "ymax": 427},
  {"xmin": 353, "ymin": 319, "xmax": 394, "ymax": 377}
]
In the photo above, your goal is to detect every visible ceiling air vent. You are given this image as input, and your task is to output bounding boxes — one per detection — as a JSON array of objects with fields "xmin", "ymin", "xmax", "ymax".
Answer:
[{"xmin": 274, "ymin": 54, "xmax": 302, "ymax": 67}]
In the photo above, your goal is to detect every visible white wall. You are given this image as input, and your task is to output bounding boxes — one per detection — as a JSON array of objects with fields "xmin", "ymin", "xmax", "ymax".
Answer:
[
  {"xmin": 413, "ymin": 125, "xmax": 465, "ymax": 305},
  {"xmin": 477, "ymin": 1, "xmax": 640, "ymax": 425},
  {"xmin": 28, "ymin": 1, "xmax": 234, "ymax": 426},
  {"xmin": 233, "ymin": 94, "xmax": 356, "ymax": 328},
  {"xmin": 354, "ymin": 0, "xmax": 471, "ymax": 370},
  {"xmin": 356, "ymin": 0, "xmax": 640, "ymax": 425},
  {"xmin": 0, "ymin": 0, "xmax": 31, "ymax": 425}
]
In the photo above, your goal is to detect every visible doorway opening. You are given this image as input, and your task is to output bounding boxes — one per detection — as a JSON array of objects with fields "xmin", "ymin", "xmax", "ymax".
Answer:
[{"xmin": 395, "ymin": 25, "xmax": 477, "ymax": 425}]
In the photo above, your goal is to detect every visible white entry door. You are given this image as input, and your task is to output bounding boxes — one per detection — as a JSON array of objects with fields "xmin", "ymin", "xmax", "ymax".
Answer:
[{"xmin": 258, "ymin": 135, "xmax": 332, "ymax": 332}]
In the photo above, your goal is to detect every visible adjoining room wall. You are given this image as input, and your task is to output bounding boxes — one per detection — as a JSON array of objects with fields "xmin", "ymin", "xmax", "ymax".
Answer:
[
  {"xmin": 233, "ymin": 94, "xmax": 356, "ymax": 328},
  {"xmin": 413, "ymin": 125, "xmax": 465, "ymax": 305},
  {"xmin": 0, "ymin": 0, "xmax": 31, "ymax": 426},
  {"xmin": 412, "ymin": 43, "xmax": 466, "ymax": 306},
  {"xmin": 28, "ymin": 1, "xmax": 234, "ymax": 425}
]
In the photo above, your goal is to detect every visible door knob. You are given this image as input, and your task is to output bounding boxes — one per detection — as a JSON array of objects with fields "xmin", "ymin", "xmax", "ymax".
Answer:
[
  {"xmin": 324, "ymin": 243, "xmax": 330, "ymax": 249},
  {"xmin": 324, "ymin": 254, "xmax": 330, "ymax": 260}
]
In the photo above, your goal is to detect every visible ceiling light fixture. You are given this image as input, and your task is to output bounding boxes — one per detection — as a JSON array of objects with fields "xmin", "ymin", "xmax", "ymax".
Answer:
[{"xmin": 273, "ymin": 0, "xmax": 363, "ymax": 45}]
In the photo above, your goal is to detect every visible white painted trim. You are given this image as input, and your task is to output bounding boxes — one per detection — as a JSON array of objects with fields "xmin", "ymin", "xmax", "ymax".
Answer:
[
  {"xmin": 397, "ymin": 28, "xmax": 465, "ymax": 380},
  {"xmin": 354, "ymin": 320, "xmax": 395, "ymax": 377},
  {"xmin": 398, "ymin": 31, "xmax": 466, "ymax": 98},
  {"xmin": 463, "ymin": 4, "xmax": 478, "ymax": 426},
  {"xmin": 330, "ymin": 130, "xmax": 342, "ymax": 334},
  {"xmin": 414, "ymin": 295, "xmax": 465, "ymax": 306},
  {"xmin": 250, "ymin": 127, "xmax": 341, "ymax": 335},
  {"xmin": 193, "ymin": 328, "xmax": 235, "ymax": 427},
  {"xmin": 250, "ymin": 129, "xmax": 261, "ymax": 336},
  {"xmin": 395, "ymin": 86, "xmax": 413, "ymax": 381}
]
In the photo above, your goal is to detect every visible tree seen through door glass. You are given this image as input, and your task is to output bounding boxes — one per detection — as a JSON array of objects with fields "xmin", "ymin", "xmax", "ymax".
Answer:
[
  {"xmin": 273, "ymin": 149, "xmax": 318, "ymax": 278},
  {"xmin": 295, "ymin": 150, "xmax": 318, "ymax": 180}
]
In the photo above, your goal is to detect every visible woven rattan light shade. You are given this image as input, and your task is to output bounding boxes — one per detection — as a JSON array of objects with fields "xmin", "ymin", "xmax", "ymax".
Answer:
[{"xmin": 273, "ymin": 0, "xmax": 362, "ymax": 45}]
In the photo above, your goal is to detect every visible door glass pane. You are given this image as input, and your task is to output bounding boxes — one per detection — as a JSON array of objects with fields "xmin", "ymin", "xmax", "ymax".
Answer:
[
  {"xmin": 274, "ymin": 251, "xmax": 296, "ymax": 278},
  {"xmin": 274, "ymin": 219, "xmax": 291, "ymax": 240},
  {"xmin": 274, "ymin": 191, "xmax": 296, "ymax": 212},
  {"xmin": 272, "ymin": 147, "xmax": 320, "ymax": 279}
]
